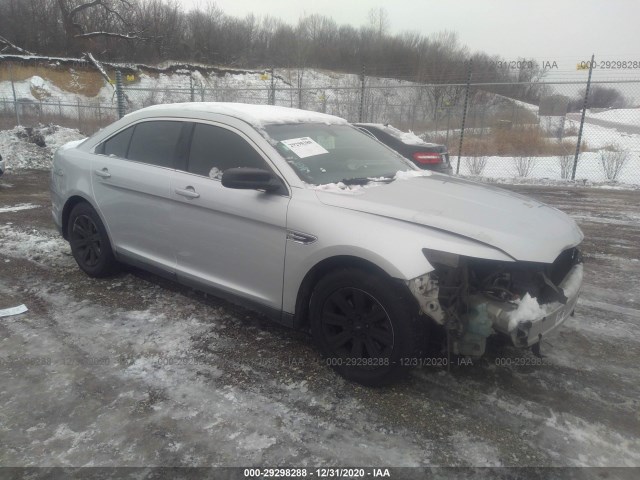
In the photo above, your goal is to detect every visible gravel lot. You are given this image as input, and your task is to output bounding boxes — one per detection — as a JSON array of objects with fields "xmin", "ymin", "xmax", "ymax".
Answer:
[{"xmin": 1, "ymin": 171, "xmax": 639, "ymax": 473}]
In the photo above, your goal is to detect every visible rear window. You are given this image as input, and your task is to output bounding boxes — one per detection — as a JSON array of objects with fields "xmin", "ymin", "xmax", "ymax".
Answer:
[{"xmin": 102, "ymin": 127, "xmax": 134, "ymax": 158}]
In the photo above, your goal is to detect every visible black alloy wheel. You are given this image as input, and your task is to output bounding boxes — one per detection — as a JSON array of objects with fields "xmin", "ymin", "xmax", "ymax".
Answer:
[
  {"xmin": 67, "ymin": 202, "xmax": 118, "ymax": 277},
  {"xmin": 310, "ymin": 268, "xmax": 428, "ymax": 386}
]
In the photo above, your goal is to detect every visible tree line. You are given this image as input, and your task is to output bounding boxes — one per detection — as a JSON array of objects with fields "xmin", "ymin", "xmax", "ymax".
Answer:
[{"xmin": 2, "ymin": 0, "xmax": 628, "ymax": 108}]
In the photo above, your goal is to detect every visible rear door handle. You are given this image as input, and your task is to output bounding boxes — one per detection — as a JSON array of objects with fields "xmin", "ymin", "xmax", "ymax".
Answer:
[
  {"xmin": 175, "ymin": 187, "xmax": 200, "ymax": 199},
  {"xmin": 95, "ymin": 168, "xmax": 111, "ymax": 178}
]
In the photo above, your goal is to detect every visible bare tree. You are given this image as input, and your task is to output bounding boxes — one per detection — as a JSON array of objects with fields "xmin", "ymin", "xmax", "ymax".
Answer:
[
  {"xmin": 56, "ymin": 0, "xmax": 143, "ymax": 54},
  {"xmin": 367, "ymin": 7, "xmax": 389, "ymax": 39}
]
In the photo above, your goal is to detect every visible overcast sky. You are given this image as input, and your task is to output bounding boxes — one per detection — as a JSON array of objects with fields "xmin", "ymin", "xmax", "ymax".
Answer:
[{"xmin": 175, "ymin": 0, "xmax": 639, "ymax": 63}]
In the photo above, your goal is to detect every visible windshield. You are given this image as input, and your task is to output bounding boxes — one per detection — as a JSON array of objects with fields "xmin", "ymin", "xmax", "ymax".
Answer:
[{"xmin": 263, "ymin": 123, "xmax": 415, "ymax": 185}]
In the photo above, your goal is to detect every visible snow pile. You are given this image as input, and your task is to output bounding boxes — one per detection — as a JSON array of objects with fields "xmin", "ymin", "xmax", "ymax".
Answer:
[
  {"xmin": 507, "ymin": 264, "xmax": 583, "ymax": 331},
  {"xmin": 0, "ymin": 125, "xmax": 85, "ymax": 171},
  {"xmin": 507, "ymin": 293, "xmax": 547, "ymax": 331}
]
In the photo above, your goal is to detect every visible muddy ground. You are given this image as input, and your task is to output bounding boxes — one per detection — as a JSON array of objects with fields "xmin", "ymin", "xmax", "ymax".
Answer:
[{"xmin": 1, "ymin": 171, "xmax": 639, "ymax": 474}]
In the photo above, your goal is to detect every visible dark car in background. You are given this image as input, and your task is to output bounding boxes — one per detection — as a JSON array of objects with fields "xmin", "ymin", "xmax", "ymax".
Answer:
[{"xmin": 355, "ymin": 123, "xmax": 452, "ymax": 175}]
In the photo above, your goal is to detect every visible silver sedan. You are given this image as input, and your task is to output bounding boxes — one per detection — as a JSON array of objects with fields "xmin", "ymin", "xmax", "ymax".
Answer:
[{"xmin": 50, "ymin": 103, "xmax": 584, "ymax": 386}]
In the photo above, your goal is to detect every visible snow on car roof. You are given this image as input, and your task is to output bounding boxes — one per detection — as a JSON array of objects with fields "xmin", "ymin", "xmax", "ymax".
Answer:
[
  {"xmin": 357, "ymin": 123, "xmax": 438, "ymax": 147},
  {"xmin": 138, "ymin": 102, "xmax": 348, "ymax": 127}
]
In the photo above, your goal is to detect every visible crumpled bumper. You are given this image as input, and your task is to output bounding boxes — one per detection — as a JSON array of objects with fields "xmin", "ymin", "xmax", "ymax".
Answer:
[{"xmin": 476, "ymin": 263, "xmax": 584, "ymax": 347}]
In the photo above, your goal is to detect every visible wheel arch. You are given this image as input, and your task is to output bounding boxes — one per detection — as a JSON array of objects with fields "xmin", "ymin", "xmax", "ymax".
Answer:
[
  {"xmin": 61, "ymin": 195, "xmax": 111, "ymax": 243},
  {"xmin": 292, "ymin": 255, "xmax": 413, "ymax": 329}
]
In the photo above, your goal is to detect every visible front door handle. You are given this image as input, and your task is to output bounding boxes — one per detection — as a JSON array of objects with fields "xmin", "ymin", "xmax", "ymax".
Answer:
[
  {"xmin": 175, "ymin": 186, "xmax": 200, "ymax": 199},
  {"xmin": 95, "ymin": 168, "xmax": 111, "ymax": 178}
]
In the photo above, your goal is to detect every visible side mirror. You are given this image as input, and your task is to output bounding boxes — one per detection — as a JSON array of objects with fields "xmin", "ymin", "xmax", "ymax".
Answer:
[{"xmin": 221, "ymin": 168, "xmax": 282, "ymax": 192}]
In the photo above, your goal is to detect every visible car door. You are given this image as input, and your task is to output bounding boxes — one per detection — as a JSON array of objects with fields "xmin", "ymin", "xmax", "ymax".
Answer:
[
  {"xmin": 170, "ymin": 122, "xmax": 290, "ymax": 310},
  {"xmin": 91, "ymin": 120, "xmax": 190, "ymax": 273}
]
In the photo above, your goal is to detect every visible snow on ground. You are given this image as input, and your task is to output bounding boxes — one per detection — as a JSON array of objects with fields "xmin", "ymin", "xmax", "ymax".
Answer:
[
  {"xmin": 0, "ymin": 203, "xmax": 40, "ymax": 213},
  {"xmin": 455, "ymin": 151, "xmax": 640, "ymax": 186},
  {"xmin": 0, "ymin": 224, "xmax": 72, "ymax": 267},
  {"xmin": 2, "ymin": 167, "xmax": 640, "ymax": 468},
  {"xmin": 586, "ymin": 108, "xmax": 640, "ymax": 128},
  {"xmin": 565, "ymin": 117, "xmax": 640, "ymax": 151},
  {"xmin": 0, "ymin": 125, "xmax": 85, "ymax": 171}
]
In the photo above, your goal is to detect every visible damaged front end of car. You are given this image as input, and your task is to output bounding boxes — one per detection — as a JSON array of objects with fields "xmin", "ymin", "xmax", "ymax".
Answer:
[{"xmin": 407, "ymin": 247, "xmax": 583, "ymax": 357}]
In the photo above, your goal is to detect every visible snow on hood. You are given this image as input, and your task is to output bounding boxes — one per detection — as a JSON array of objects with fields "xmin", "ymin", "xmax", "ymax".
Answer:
[
  {"xmin": 314, "ymin": 174, "xmax": 583, "ymax": 263},
  {"xmin": 311, "ymin": 169, "xmax": 431, "ymax": 194}
]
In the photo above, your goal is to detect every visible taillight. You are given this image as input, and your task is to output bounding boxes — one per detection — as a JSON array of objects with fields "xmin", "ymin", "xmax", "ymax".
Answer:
[{"xmin": 412, "ymin": 152, "xmax": 442, "ymax": 164}]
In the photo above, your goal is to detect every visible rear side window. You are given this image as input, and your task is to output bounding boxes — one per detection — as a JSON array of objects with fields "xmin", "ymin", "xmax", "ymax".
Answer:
[
  {"xmin": 187, "ymin": 124, "xmax": 267, "ymax": 178},
  {"xmin": 127, "ymin": 121, "xmax": 185, "ymax": 168},
  {"xmin": 102, "ymin": 127, "xmax": 134, "ymax": 158}
]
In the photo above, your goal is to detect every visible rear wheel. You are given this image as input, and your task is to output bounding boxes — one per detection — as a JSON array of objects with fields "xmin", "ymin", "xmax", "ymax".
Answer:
[
  {"xmin": 67, "ymin": 202, "xmax": 118, "ymax": 277},
  {"xmin": 310, "ymin": 268, "xmax": 427, "ymax": 386}
]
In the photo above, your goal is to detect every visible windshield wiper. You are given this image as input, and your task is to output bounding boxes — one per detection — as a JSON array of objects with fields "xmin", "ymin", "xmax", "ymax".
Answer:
[{"xmin": 340, "ymin": 175, "xmax": 395, "ymax": 185}]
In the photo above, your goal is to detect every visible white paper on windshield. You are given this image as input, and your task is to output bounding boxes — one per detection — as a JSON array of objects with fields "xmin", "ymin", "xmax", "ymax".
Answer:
[
  {"xmin": 280, "ymin": 137, "xmax": 329, "ymax": 158},
  {"xmin": 0, "ymin": 304, "xmax": 28, "ymax": 318}
]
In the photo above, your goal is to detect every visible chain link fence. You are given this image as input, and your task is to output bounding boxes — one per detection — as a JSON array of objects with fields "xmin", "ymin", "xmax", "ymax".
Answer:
[{"xmin": 1, "ymin": 59, "xmax": 639, "ymax": 184}]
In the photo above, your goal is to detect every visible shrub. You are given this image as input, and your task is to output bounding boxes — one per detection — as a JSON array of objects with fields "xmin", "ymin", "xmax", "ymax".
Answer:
[
  {"xmin": 558, "ymin": 155, "xmax": 573, "ymax": 179},
  {"xmin": 513, "ymin": 156, "xmax": 536, "ymax": 177},
  {"xmin": 465, "ymin": 156, "xmax": 488, "ymax": 176},
  {"xmin": 600, "ymin": 148, "xmax": 628, "ymax": 181}
]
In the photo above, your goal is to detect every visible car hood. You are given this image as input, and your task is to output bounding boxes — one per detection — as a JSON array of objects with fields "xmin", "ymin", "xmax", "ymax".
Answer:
[{"xmin": 314, "ymin": 174, "xmax": 583, "ymax": 263}]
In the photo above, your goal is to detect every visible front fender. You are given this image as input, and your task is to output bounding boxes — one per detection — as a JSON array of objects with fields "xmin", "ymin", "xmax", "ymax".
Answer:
[{"xmin": 282, "ymin": 189, "xmax": 514, "ymax": 314}]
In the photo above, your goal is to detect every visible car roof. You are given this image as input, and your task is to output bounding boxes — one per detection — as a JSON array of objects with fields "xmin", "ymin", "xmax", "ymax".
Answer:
[
  {"xmin": 132, "ymin": 102, "xmax": 348, "ymax": 128},
  {"xmin": 355, "ymin": 123, "xmax": 440, "ymax": 147}
]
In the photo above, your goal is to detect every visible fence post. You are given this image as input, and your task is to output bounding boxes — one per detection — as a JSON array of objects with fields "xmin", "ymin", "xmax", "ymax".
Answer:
[
  {"xmin": 456, "ymin": 59, "xmax": 473, "ymax": 175},
  {"xmin": 269, "ymin": 68, "xmax": 276, "ymax": 105},
  {"xmin": 297, "ymin": 69, "xmax": 304, "ymax": 109},
  {"xmin": 572, "ymin": 54, "xmax": 594, "ymax": 180},
  {"xmin": 115, "ymin": 71, "xmax": 125, "ymax": 118},
  {"xmin": 358, "ymin": 63, "xmax": 366, "ymax": 122},
  {"xmin": 190, "ymin": 76, "xmax": 195, "ymax": 102},
  {"xmin": 9, "ymin": 63, "xmax": 20, "ymax": 126},
  {"xmin": 76, "ymin": 97, "xmax": 81, "ymax": 130}
]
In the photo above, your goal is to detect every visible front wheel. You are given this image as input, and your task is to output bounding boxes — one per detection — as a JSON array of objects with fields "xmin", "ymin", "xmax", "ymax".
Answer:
[
  {"xmin": 67, "ymin": 202, "xmax": 119, "ymax": 277},
  {"xmin": 309, "ymin": 268, "xmax": 427, "ymax": 386}
]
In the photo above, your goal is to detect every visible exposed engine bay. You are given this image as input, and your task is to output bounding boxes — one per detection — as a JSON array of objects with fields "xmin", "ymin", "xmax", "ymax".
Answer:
[{"xmin": 408, "ymin": 248, "xmax": 584, "ymax": 357}]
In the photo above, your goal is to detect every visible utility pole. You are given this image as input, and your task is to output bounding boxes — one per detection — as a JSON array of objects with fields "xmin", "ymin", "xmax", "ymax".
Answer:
[{"xmin": 572, "ymin": 54, "xmax": 594, "ymax": 180}]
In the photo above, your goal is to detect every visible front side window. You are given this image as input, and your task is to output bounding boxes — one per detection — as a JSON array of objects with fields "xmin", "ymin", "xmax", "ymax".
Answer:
[
  {"xmin": 127, "ymin": 121, "xmax": 185, "ymax": 168},
  {"xmin": 187, "ymin": 123, "xmax": 267, "ymax": 179},
  {"xmin": 263, "ymin": 124, "xmax": 412, "ymax": 185}
]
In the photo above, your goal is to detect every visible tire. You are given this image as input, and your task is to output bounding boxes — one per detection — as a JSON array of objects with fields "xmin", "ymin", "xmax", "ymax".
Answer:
[
  {"xmin": 67, "ymin": 202, "xmax": 119, "ymax": 277},
  {"xmin": 309, "ymin": 267, "xmax": 428, "ymax": 386}
]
